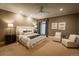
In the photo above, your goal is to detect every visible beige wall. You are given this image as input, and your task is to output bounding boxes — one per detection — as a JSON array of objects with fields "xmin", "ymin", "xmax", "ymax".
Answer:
[{"xmin": 48, "ymin": 13, "xmax": 79, "ymax": 37}]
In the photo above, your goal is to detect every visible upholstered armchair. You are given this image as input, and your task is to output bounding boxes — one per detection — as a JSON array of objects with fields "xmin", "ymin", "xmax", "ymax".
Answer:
[
  {"xmin": 62, "ymin": 34, "xmax": 79, "ymax": 47},
  {"xmin": 53, "ymin": 32, "xmax": 62, "ymax": 42}
]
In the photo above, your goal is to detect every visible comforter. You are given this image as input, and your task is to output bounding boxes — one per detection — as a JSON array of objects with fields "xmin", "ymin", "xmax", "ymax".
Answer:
[{"xmin": 18, "ymin": 33, "xmax": 46, "ymax": 48}]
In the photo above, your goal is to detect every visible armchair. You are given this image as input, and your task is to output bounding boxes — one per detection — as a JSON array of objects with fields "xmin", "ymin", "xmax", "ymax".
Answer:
[
  {"xmin": 53, "ymin": 32, "xmax": 62, "ymax": 42},
  {"xmin": 62, "ymin": 34, "xmax": 79, "ymax": 47}
]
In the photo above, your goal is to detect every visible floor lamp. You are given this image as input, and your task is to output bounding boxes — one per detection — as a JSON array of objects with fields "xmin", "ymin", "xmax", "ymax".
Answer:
[
  {"xmin": 8, "ymin": 23, "xmax": 13, "ymax": 34},
  {"xmin": 8, "ymin": 23, "xmax": 14, "ymax": 42}
]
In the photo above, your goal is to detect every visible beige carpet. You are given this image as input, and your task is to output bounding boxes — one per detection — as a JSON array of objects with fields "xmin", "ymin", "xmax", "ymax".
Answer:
[{"xmin": 0, "ymin": 37, "xmax": 79, "ymax": 56}]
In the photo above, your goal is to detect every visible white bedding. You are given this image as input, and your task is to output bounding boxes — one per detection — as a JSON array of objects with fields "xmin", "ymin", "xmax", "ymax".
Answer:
[{"xmin": 18, "ymin": 33, "xmax": 46, "ymax": 48}]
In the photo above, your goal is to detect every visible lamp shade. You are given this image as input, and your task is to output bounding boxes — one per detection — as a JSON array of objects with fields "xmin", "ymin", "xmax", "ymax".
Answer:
[{"xmin": 8, "ymin": 23, "xmax": 13, "ymax": 27}]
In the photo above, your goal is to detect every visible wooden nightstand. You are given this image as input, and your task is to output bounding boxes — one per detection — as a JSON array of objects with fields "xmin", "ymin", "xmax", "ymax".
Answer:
[{"xmin": 5, "ymin": 34, "xmax": 16, "ymax": 44}]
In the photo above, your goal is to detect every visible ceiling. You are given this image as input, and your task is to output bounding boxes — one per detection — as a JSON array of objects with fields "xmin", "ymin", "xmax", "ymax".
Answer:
[{"xmin": 0, "ymin": 3, "xmax": 79, "ymax": 19}]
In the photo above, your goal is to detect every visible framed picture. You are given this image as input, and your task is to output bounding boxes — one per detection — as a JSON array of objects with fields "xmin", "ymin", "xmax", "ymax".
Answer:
[
  {"xmin": 51, "ymin": 23, "xmax": 57, "ymax": 29},
  {"xmin": 58, "ymin": 22, "xmax": 66, "ymax": 30}
]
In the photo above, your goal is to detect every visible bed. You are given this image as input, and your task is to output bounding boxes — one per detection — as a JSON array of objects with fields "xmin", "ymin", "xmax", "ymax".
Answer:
[{"xmin": 16, "ymin": 26, "xmax": 46, "ymax": 48}]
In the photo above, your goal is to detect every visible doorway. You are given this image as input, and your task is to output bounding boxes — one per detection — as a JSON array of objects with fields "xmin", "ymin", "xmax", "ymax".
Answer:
[{"xmin": 40, "ymin": 20, "xmax": 46, "ymax": 35}]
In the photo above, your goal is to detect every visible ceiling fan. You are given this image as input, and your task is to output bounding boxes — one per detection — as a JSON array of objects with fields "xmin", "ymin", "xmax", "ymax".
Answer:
[
  {"xmin": 26, "ymin": 6, "xmax": 50, "ymax": 19},
  {"xmin": 34, "ymin": 6, "xmax": 50, "ymax": 18}
]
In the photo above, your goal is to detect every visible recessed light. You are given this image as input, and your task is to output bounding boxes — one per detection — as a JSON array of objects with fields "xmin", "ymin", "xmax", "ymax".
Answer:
[{"xmin": 59, "ymin": 8, "xmax": 63, "ymax": 11}]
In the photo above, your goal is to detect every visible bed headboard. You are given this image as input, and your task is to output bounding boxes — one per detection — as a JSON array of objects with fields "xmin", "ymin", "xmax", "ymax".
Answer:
[{"xmin": 16, "ymin": 26, "xmax": 34, "ymax": 35}]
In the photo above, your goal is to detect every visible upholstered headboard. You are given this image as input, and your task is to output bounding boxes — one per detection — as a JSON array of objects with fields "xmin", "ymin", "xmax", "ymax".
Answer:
[{"xmin": 16, "ymin": 26, "xmax": 34, "ymax": 35}]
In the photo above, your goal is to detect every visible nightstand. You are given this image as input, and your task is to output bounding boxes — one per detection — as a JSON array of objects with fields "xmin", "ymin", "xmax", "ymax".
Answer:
[{"xmin": 5, "ymin": 34, "xmax": 16, "ymax": 44}]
